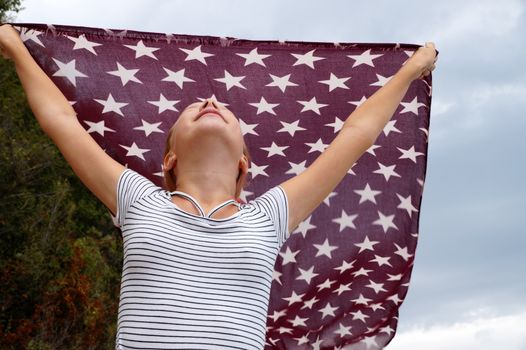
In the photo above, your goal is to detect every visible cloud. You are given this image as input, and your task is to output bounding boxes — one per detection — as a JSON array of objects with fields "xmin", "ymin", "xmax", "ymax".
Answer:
[
  {"xmin": 388, "ymin": 310, "xmax": 526, "ymax": 350},
  {"xmin": 416, "ymin": 0, "xmax": 525, "ymax": 45}
]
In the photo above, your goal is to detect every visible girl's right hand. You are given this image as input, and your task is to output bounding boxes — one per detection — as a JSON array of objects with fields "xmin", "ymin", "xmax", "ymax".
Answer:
[{"xmin": 0, "ymin": 24, "xmax": 22, "ymax": 60}]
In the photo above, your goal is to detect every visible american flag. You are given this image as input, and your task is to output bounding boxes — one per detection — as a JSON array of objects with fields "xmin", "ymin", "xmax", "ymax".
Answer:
[{"xmin": 11, "ymin": 22, "xmax": 433, "ymax": 349}]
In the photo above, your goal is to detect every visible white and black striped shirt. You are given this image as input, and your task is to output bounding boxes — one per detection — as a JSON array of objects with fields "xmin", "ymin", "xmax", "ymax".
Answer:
[{"xmin": 113, "ymin": 169, "xmax": 289, "ymax": 350}]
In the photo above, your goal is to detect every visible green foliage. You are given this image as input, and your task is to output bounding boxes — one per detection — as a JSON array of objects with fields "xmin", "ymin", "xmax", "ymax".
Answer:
[
  {"xmin": 0, "ymin": 0, "xmax": 22, "ymax": 23},
  {"xmin": 0, "ymin": 3, "xmax": 123, "ymax": 348}
]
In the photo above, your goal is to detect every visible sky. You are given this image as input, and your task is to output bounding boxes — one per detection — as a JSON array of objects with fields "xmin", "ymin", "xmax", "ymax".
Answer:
[{"xmin": 8, "ymin": 0, "xmax": 526, "ymax": 348}]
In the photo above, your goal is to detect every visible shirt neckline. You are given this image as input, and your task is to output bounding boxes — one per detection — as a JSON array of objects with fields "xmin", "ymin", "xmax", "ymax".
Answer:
[{"xmin": 167, "ymin": 190, "xmax": 242, "ymax": 221}]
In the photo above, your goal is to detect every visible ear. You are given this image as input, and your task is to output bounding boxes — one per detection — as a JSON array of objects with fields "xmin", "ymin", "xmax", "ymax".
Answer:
[
  {"xmin": 163, "ymin": 151, "xmax": 177, "ymax": 173},
  {"xmin": 235, "ymin": 154, "xmax": 250, "ymax": 198}
]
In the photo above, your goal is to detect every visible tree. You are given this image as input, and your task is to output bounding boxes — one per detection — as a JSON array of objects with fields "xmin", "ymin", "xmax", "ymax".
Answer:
[{"xmin": 1, "ymin": 2, "xmax": 122, "ymax": 348}]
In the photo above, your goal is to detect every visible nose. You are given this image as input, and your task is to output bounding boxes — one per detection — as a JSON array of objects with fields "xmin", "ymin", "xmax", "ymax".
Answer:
[{"xmin": 199, "ymin": 99, "xmax": 219, "ymax": 111}]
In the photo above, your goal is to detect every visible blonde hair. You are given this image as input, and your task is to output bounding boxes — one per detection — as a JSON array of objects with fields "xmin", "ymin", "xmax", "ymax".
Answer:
[{"xmin": 162, "ymin": 124, "xmax": 252, "ymax": 202}]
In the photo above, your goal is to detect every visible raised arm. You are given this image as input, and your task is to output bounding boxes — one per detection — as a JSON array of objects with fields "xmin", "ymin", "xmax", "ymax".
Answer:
[
  {"xmin": 0, "ymin": 24, "xmax": 125, "ymax": 215},
  {"xmin": 280, "ymin": 43, "xmax": 438, "ymax": 234}
]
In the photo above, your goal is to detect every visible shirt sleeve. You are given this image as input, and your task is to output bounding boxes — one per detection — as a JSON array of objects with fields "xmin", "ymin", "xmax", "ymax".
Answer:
[
  {"xmin": 251, "ymin": 185, "xmax": 290, "ymax": 249},
  {"xmin": 111, "ymin": 168, "xmax": 160, "ymax": 228}
]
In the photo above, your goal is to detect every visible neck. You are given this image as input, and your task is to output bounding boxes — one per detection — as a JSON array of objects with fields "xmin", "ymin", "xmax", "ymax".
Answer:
[{"xmin": 174, "ymin": 165, "xmax": 238, "ymax": 208}]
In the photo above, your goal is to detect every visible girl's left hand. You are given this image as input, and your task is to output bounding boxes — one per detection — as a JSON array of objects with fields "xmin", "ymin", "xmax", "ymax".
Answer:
[{"xmin": 403, "ymin": 42, "xmax": 438, "ymax": 80}]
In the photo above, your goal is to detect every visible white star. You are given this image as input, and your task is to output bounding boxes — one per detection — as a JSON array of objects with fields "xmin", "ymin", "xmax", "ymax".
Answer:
[
  {"xmin": 84, "ymin": 120, "xmax": 115, "ymax": 136},
  {"xmin": 297, "ymin": 265, "xmax": 319, "ymax": 285},
  {"xmin": 400, "ymin": 96, "xmax": 427, "ymax": 115},
  {"xmin": 104, "ymin": 28, "xmax": 127, "ymax": 40},
  {"xmin": 93, "ymin": 93, "xmax": 128, "ymax": 116},
  {"xmin": 284, "ymin": 291, "xmax": 305, "ymax": 305},
  {"xmin": 369, "ymin": 302, "xmax": 385, "ymax": 312},
  {"xmin": 352, "ymin": 293, "xmax": 372, "ymax": 305},
  {"xmin": 278, "ymin": 120, "xmax": 306, "ymax": 137},
  {"xmin": 120, "ymin": 142, "xmax": 150, "ymax": 161},
  {"xmin": 397, "ymin": 193, "xmax": 419, "ymax": 216},
  {"xmin": 153, "ymin": 169, "xmax": 164, "ymax": 178},
  {"xmin": 133, "ymin": 119, "xmax": 163, "ymax": 137},
  {"xmin": 268, "ymin": 309, "xmax": 287, "ymax": 322},
  {"xmin": 347, "ymin": 49, "xmax": 383, "ymax": 68},
  {"xmin": 147, "ymin": 93, "xmax": 180, "ymax": 114},
  {"xmin": 313, "ymin": 238, "xmax": 338, "ymax": 258},
  {"xmin": 290, "ymin": 315, "xmax": 309, "ymax": 327},
  {"xmin": 373, "ymin": 162, "xmax": 401, "ymax": 181},
  {"xmin": 239, "ymin": 188, "xmax": 253, "ymax": 204},
  {"xmin": 354, "ymin": 183, "xmax": 382, "ymax": 204},
  {"xmin": 323, "ymin": 192, "xmax": 338, "ymax": 206},
  {"xmin": 261, "ymin": 142, "xmax": 288, "ymax": 157},
  {"xmin": 277, "ymin": 326, "xmax": 293, "ymax": 335},
  {"xmin": 19, "ymin": 28, "xmax": 44, "ymax": 46},
  {"xmin": 291, "ymin": 49, "xmax": 325, "ymax": 68},
  {"xmin": 272, "ymin": 269, "xmax": 283, "ymax": 285},
  {"xmin": 318, "ymin": 302, "xmax": 339, "ymax": 319},
  {"xmin": 387, "ymin": 293, "xmax": 402, "ymax": 305},
  {"xmin": 387, "ymin": 273, "xmax": 403, "ymax": 281},
  {"xmin": 370, "ymin": 73, "xmax": 394, "ymax": 87},
  {"xmin": 266, "ymin": 73, "xmax": 298, "ymax": 93},
  {"xmin": 362, "ymin": 336, "xmax": 378, "ymax": 349},
  {"xmin": 380, "ymin": 325, "xmax": 395, "ymax": 336},
  {"xmin": 348, "ymin": 95, "xmax": 368, "ymax": 108},
  {"xmin": 394, "ymin": 243, "xmax": 412, "ymax": 261},
  {"xmin": 107, "ymin": 62, "xmax": 142, "ymax": 86},
  {"xmin": 370, "ymin": 255, "xmax": 392, "ymax": 267},
  {"xmin": 420, "ymin": 127, "xmax": 429, "ymax": 143},
  {"xmin": 278, "ymin": 246, "xmax": 300, "ymax": 265},
  {"xmin": 295, "ymin": 216, "xmax": 317, "ymax": 237},
  {"xmin": 316, "ymin": 277, "xmax": 335, "ymax": 291},
  {"xmin": 306, "ymin": 138, "xmax": 329, "ymax": 153},
  {"xmin": 335, "ymin": 282, "xmax": 352, "ymax": 295},
  {"xmin": 239, "ymin": 119, "xmax": 259, "ymax": 136},
  {"xmin": 180, "ymin": 45, "xmax": 214, "ymax": 65},
  {"xmin": 372, "ymin": 211, "xmax": 398, "ymax": 233},
  {"xmin": 325, "ymin": 116, "xmax": 346, "ymax": 133},
  {"xmin": 319, "ymin": 73, "xmax": 350, "ymax": 92},
  {"xmin": 352, "ymin": 267, "xmax": 372, "ymax": 277},
  {"xmin": 301, "ymin": 295, "xmax": 319, "ymax": 309},
  {"xmin": 365, "ymin": 144, "xmax": 382, "ymax": 156},
  {"xmin": 332, "ymin": 210, "xmax": 358, "ymax": 232},
  {"xmin": 397, "ymin": 145, "xmax": 424, "ymax": 163},
  {"xmin": 161, "ymin": 67, "xmax": 195, "ymax": 89},
  {"xmin": 383, "ymin": 120, "xmax": 402, "ymax": 137},
  {"xmin": 215, "ymin": 70, "xmax": 246, "ymax": 91},
  {"xmin": 350, "ymin": 309, "xmax": 369, "ymax": 322},
  {"xmin": 366, "ymin": 280, "xmax": 387, "ymax": 294},
  {"xmin": 354, "ymin": 236, "xmax": 379, "ymax": 253},
  {"xmin": 52, "ymin": 58, "xmax": 88, "ymax": 87},
  {"xmin": 67, "ymin": 34, "xmax": 102, "ymax": 55},
  {"xmin": 334, "ymin": 323, "xmax": 352, "ymax": 338},
  {"xmin": 335, "ymin": 259, "xmax": 356, "ymax": 273},
  {"xmin": 295, "ymin": 335, "xmax": 310, "ymax": 346},
  {"xmin": 249, "ymin": 96, "xmax": 279, "ymax": 115},
  {"xmin": 297, "ymin": 97, "xmax": 329, "ymax": 115},
  {"xmin": 236, "ymin": 48, "xmax": 271, "ymax": 67},
  {"xmin": 246, "ymin": 162, "xmax": 268, "ymax": 180},
  {"xmin": 285, "ymin": 160, "xmax": 307, "ymax": 176},
  {"xmin": 124, "ymin": 40, "xmax": 160, "ymax": 59}
]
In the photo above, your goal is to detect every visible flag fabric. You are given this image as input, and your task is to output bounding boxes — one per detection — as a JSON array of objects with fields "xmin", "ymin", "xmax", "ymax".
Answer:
[{"xmin": 9, "ymin": 22, "xmax": 433, "ymax": 349}]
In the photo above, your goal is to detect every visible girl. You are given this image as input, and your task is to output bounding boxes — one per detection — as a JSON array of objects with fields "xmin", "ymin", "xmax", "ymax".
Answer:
[{"xmin": 0, "ymin": 23, "xmax": 437, "ymax": 349}]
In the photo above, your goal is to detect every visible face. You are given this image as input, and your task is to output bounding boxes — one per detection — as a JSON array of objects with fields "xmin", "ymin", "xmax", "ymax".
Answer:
[{"xmin": 168, "ymin": 99, "xmax": 245, "ymax": 166}]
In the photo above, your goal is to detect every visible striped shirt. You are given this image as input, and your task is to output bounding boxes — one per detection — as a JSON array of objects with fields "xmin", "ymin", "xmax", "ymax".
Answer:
[{"xmin": 113, "ymin": 169, "xmax": 289, "ymax": 350}]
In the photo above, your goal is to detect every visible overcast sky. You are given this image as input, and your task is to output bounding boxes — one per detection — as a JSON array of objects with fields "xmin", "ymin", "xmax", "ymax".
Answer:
[{"xmin": 10, "ymin": 0, "xmax": 526, "ymax": 348}]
